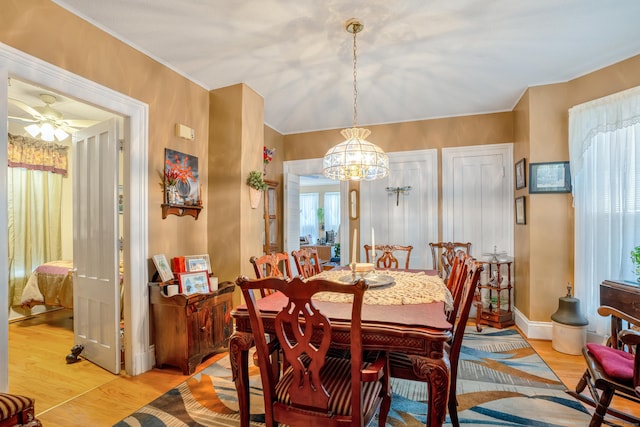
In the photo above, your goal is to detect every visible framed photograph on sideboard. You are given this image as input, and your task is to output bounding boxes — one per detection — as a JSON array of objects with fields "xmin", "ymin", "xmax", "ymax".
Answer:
[
  {"xmin": 184, "ymin": 254, "xmax": 211, "ymax": 274},
  {"xmin": 177, "ymin": 271, "xmax": 210, "ymax": 295}
]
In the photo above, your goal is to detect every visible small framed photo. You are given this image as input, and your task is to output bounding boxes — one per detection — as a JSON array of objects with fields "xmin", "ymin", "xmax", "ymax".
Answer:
[
  {"xmin": 529, "ymin": 161, "xmax": 572, "ymax": 194},
  {"xmin": 515, "ymin": 196, "xmax": 526, "ymax": 225},
  {"xmin": 515, "ymin": 158, "xmax": 526, "ymax": 190},
  {"xmin": 184, "ymin": 254, "xmax": 211, "ymax": 274},
  {"xmin": 177, "ymin": 271, "xmax": 210, "ymax": 295},
  {"xmin": 152, "ymin": 254, "xmax": 174, "ymax": 283}
]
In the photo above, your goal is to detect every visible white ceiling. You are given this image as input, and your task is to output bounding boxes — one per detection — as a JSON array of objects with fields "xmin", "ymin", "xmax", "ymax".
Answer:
[{"xmin": 35, "ymin": 1, "xmax": 640, "ymax": 135}]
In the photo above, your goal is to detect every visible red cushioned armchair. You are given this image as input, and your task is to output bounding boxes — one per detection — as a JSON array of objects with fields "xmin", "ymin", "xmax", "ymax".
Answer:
[{"xmin": 568, "ymin": 306, "xmax": 640, "ymax": 427}]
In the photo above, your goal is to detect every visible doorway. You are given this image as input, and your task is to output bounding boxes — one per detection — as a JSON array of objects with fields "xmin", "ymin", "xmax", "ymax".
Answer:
[{"xmin": 0, "ymin": 42, "xmax": 151, "ymax": 388}]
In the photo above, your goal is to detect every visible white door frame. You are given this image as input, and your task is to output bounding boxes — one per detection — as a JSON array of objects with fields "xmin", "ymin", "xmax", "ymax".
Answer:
[
  {"xmin": 0, "ymin": 42, "xmax": 152, "ymax": 386},
  {"xmin": 283, "ymin": 159, "xmax": 349, "ymax": 261}
]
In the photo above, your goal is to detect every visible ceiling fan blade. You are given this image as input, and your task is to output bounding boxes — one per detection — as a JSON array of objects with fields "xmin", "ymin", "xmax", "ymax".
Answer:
[
  {"xmin": 60, "ymin": 124, "xmax": 78, "ymax": 134},
  {"xmin": 8, "ymin": 115, "xmax": 38, "ymax": 123},
  {"xmin": 8, "ymin": 98, "xmax": 42, "ymax": 120},
  {"xmin": 63, "ymin": 119, "xmax": 98, "ymax": 128}
]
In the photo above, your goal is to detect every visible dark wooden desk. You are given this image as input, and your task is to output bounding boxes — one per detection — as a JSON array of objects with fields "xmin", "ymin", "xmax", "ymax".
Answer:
[
  {"xmin": 600, "ymin": 279, "xmax": 640, "ymax": 318},
  {"xmin": 230, "ymin": 285, "xmax": 452, "ymax": 427}
]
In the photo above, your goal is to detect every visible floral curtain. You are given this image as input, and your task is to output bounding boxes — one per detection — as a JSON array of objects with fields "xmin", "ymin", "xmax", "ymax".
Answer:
[
  {"xmin": 7, "ymin": 133, "xmax": 65, "ymax": 307},
  {"xmin": 8, "ymin": 133, "xmax": 69, "ymax": 176}
]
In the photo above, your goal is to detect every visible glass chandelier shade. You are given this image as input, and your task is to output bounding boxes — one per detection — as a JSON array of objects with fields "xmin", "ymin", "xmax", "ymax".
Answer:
[
  {"xmin": 323, "ymin": 19, "xmax": 389, "ymax": 181},
  {"xmin": 323, "ymin": 127, "xmax": 389, "ymax": 181}
]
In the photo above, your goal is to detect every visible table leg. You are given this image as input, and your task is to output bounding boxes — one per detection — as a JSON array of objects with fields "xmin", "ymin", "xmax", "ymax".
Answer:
[
  {"xmin": 409, "ymin": 354, "xmax": 451, "ymax": 427},
  {"xmin": 229, "ymin": 331, "xmax": 253, "ymax": 427}
]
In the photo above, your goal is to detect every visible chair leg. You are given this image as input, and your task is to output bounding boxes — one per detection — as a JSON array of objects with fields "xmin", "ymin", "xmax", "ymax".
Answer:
[
  {"xmin": 589, "ymin": 388, "xmax": 615, "ymax": 427},
  {"xmin": 448, "ymin": 395, "xmax": 460, "ymax": 427}
]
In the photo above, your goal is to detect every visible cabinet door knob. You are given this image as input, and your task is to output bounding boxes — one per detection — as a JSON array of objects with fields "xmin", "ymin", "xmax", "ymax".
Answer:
[{"xmin": 200, "ymin": 326, "xmax": 206, "ymax": 332}]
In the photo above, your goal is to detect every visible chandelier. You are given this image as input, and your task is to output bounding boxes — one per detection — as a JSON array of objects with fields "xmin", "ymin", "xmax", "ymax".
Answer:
[{"xmin": 323, "ymin": 19, "xmax": 389, "ymax": 181}]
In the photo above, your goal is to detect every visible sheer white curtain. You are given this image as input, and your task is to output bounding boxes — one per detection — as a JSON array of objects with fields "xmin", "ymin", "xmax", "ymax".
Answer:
[
  {"xmin": 300, "ymin": 193, "xmax": 319, "ymax": 244},
  {"xmin": 323, "ymin": 192, "xmax": 340, "ymax": 235},
  {"xmin": 569, "ymin": 85, "xmax": 640, "ymax": 335}
]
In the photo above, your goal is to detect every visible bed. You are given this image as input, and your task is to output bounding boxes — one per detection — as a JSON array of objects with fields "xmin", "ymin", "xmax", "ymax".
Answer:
[{"xmin": 20, "ymin": 260, "xmax": 74, "ymax": 309}]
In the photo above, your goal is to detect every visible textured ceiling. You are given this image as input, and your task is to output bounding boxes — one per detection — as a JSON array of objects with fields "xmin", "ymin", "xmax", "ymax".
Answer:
[{"xmin": 50, "ymin": 0, "xmax": 640, "ymax": 135}]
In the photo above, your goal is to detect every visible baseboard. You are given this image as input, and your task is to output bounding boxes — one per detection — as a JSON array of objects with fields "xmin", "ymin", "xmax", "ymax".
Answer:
[{"xmin": 513, "ymin": 308, "xmax": 553, "ymax": 340}]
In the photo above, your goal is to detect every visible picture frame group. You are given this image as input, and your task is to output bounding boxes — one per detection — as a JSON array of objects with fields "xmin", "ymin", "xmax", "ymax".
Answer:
[{"xmin": 152, "ymin": 253, "xmax": 215, "ymax": 295}]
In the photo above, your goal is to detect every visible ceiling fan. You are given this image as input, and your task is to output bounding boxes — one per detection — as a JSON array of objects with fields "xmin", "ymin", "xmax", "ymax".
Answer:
[{"xmin": 8, "ymin": 93, "xmax": 97, "ymax": 141}]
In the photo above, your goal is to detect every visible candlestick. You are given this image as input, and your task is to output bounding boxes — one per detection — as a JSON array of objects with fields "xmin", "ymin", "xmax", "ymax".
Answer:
[
  {"xmin": 371, "ymin": 227, "xmax": 376, "ymax": 258},
  {"xmin": 351, "ymin": 228, "xmax": 357, "ymax": 264}
]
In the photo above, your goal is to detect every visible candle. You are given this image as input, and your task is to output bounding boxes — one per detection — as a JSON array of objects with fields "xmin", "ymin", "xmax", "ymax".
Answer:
[
  {"xmin": 351, "ymin": 228, "xmax": 358, "ymax": 264},
  {"xmin": 371, "ymin": 227, "xmax": 376, "ymax": 258}
]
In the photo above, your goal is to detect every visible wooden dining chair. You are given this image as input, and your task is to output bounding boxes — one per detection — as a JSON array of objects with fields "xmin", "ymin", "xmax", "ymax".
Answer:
[
  {"xmin": 236, "ymin": 275, "xmax": 392, "ymax": 427},
  {"xmin": 291, "ymin": 247, "xmax": 321, "ymax": 278},
  {"xmin": 249, "ymin": 252, "xmax": 292, "ymax": 297},
  {"xmin": 364, "ymin": 244, "xmax": 413, "ymax": 270},
  {"xmin": 380, "ymin": 256, "xmax": 483, "ymax": 427},
  {"xmin": 567, "ymin": 306, "xmax": 640, "ymax": 427},
  {"xmin": 429, "ymin": 242, "xmax": 472, "ymax": 282}
]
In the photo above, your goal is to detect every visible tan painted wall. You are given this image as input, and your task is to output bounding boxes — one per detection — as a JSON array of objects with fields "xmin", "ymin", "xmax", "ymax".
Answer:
[
  {"xmin": 1, "ymin": 0, "xmax": 211, "ymax": 268},
  {"xmin": 208, "ymin": 84, "xmax": 265, "ymax": 304},
  {"xmin": 512, "ymin": 90, "xmax": 531, "ymax": 318}
]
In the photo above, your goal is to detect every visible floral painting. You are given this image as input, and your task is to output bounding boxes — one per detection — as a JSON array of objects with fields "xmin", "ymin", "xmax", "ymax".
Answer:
[{"xmin": 164, "ymin": 148, "xmax": 199, "ymax": 205}]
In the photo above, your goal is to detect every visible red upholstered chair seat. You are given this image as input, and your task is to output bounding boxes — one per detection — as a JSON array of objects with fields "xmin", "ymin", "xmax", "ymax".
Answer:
[
  {"xmin": 0, "ymin": 392, "xmax": 42, "ymax": 427},
  {"xmin": 275, "ymin": 356, "xmax": 382, "ymax": 416},
  {"xmin": 586, "ymin": 343, "xmax": 634, "ymax": 383}
]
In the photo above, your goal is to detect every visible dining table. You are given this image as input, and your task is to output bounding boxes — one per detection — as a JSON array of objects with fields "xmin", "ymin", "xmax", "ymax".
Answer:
[{"xmin": 229, "ymin": 268, "xmax": 453, "ymax": 427}]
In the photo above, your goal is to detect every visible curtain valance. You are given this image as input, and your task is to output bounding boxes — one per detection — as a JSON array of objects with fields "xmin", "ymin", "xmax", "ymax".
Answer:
[
  {"xmin": 569, "ymin": 85, "xmax": 640, "ymax": 182},
  {"xmin": 8, "ymin": 133, "xmax": 69, "ymax": 176}
]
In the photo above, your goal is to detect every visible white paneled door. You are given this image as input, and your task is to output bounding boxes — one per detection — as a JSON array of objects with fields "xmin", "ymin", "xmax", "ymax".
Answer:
[
  {"xmin": 360, "ymin": 150, "xmax": 439, "ymax": 269},
  {"xmin": 442, "ymin": 144, "xmax": 514, "ymax": 258},
  {"xmin": 72, "ymin": 118, "xmax": 121, "ymax": 374}
]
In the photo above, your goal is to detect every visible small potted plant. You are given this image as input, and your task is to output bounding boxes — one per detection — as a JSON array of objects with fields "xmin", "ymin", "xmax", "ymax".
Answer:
[
  {"xmin": 247, "ymin": 170, "xmax": 267, "ymax": 208},
  {"xmin": 631, "ymin": 245, "xmax": 640, "ymax": 282}
]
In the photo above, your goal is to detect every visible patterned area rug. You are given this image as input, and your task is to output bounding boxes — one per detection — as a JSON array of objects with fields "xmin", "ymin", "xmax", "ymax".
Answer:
[{"xmin": 114, "ymin": 327, "xmax": 619, "ymax": 426}]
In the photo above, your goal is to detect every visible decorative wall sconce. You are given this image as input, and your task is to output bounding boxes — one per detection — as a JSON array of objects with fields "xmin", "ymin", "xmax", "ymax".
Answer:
[{"xmin": 386, "ymin": 186, "xmax": 412, "ymax": 206}]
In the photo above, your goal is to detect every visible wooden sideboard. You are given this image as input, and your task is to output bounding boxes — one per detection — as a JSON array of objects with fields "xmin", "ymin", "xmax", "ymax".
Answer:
[
  {"xmin": 150, "ymin": 281, "xmax": 234, "ymax": 374},
  {"xmin": 301, "ymin": 244, "xmax": 333, "ymax": 262}
]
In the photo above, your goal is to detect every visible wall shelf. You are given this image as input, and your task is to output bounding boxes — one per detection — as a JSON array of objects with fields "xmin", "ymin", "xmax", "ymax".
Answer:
[{"xmin": 161, "ymin": 203, "xmax": 202, "ymax": 220}]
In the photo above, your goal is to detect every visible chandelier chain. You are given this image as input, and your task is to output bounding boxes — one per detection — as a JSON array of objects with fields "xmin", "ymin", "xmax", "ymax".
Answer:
[{"xmin": 352, "ymin": 25, "xmax": 358, "ymax": 128}]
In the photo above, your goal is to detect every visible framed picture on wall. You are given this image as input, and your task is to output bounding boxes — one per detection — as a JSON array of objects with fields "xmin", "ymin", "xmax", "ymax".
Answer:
[
  {"xmin": 515, "ymin": 158, "xmax": 526, "ymax": 190},
  {"xmin": 529, "ymin": 161, "xmax": 572, "ymax": 193},
  {"xmin": 515, "ymin": 196, "xmax": 526, "ymax": 225}
]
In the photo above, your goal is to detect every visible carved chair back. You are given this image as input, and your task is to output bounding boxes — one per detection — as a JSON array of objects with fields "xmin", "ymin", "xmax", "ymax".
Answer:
[
  {"xmin": 291, "ymin": 247, "xmax": 321, "ymax": 278},
  {"xmin": 429, "ymin": 242, "xmax": 472, "ymax": 281},
  {"xmin": 236, "ymin": 275, "xmax": 392, "ymax": 427},
  {"xmin": 249, "ymin": 252, "xmax": 292, "ymax": 297},
  {"xmin": 364, "ymin": 244, "xmax": 413, "ymax": 270}
]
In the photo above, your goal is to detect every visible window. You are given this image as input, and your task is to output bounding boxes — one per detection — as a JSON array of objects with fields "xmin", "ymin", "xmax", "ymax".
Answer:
[
  {"xmin": 300, "ymin": 193, "xmax": 319, "ymax": 244},
  {"xmin": 569, "ymin": 86, "xmax": 640, "ymax": 335},
  {"xmin": 323, "ymin": 192, "xmax": 340, "ymax": 237}
]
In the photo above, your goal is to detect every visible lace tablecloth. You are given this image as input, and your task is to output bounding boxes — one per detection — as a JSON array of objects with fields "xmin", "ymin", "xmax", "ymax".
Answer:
[{"xmin": 311, "ymin": 269, "xmax": 453, "ymax": 311}]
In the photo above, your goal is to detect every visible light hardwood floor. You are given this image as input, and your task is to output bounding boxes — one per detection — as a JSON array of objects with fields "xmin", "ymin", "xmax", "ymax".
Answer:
[{"xmin": 8, "ymin": 309, "xmax": 640, "ymax": 426}]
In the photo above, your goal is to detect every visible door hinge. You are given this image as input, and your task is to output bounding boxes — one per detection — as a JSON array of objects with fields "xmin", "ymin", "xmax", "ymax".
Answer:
[
  {"xmin": 119, "ymin": 237, "xmax": 124, "ymax": 251},
  {"xmin": 119, "ymin": 139, "xmax": 125, "ymax": 151}
]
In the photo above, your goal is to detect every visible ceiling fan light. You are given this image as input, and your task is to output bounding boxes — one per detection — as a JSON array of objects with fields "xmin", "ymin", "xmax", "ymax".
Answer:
[
  {"xmin": 54, "ymin": 127, "xmax": 69, "ymax": 141},
  {"xmin": 40, "ymin": 122, "xmax": 55, "ymax": 141},
  {"xmin": 25, "ymin": 124, "xmax": 41, "ymax": 138}
]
